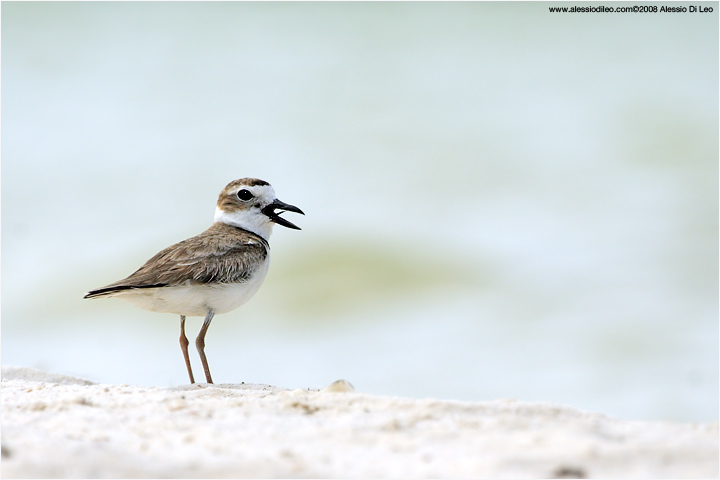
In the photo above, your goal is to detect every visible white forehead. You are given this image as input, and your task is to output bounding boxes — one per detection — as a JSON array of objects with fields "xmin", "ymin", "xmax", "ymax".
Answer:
[{"xmin": 230, "ymin": 183, "xmax": 276, "ymax": 200}]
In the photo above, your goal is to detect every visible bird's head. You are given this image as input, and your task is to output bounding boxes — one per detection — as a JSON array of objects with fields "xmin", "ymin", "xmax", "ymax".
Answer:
[{"xmin": 214, "ymin": 178, "xmax": 304, "ymax": 240}]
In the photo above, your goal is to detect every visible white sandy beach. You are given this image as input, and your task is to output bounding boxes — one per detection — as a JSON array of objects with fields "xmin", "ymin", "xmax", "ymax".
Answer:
[{"xmin": 1, "ymin": 366, "xmax": 717, "ymax": 479}]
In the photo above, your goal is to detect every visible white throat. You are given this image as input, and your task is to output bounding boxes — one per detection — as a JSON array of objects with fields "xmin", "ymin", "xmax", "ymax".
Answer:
[{"xmin": 214, "ymin": 206, "xmax": 274, "ymax": 240}]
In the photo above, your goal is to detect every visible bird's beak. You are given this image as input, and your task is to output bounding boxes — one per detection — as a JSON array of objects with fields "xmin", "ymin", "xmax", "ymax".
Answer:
[{"xmin": 261, "ymin": 199, "xmax": 305, "ymax": 230}]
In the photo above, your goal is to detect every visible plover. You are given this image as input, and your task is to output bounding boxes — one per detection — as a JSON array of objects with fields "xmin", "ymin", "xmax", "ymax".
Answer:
[{"xmin": 84, "ymin": 178, "xmax": 303, "ymax": 384}]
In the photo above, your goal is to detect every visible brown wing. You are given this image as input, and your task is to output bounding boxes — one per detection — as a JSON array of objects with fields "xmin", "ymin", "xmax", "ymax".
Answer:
[{"xmin": 84, "ymin": 224, "xmax": 268, "ymax": 298}]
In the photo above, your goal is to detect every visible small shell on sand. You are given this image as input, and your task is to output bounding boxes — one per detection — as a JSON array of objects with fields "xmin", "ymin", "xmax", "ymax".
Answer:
[{"xmin": 320, "ymin": 379, "xmax": 355, "ymax": 393}]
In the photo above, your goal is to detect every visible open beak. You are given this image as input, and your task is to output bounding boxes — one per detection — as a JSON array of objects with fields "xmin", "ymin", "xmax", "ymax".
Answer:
[{"xmin": 261, "ymin": 199, "xmax": 305, "ymax": 230}]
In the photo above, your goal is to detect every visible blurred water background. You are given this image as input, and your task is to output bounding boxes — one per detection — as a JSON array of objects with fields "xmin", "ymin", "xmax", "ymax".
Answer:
[{"xmin": 2, "ymin": 2, "xmax": 717, "ymax": 422}]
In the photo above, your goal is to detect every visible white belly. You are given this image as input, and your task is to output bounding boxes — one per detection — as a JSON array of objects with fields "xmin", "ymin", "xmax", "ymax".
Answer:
[{"xmin": 117, "ymin": 261, "xmax": 270, "ymax": 317}]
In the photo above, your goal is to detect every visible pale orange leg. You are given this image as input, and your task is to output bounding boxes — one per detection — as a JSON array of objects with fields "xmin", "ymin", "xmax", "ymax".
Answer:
[
  {"xmin": 179, "ymin": 315, "xmax": 195, "ymax": 384},
  {"xmin": 196, "ymin": 310, "xmax": 215, "ymax": 384}
]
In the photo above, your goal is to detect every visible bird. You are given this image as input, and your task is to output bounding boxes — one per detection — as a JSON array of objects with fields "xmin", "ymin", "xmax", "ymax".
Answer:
[{"xmin": 84, "ymin": 178, "xmax": 304, "ymax": 384}]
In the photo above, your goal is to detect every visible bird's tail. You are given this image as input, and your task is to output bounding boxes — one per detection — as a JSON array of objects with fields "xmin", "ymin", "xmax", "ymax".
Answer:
[{"xmin": 84, "ymin": 284, "xmax": 165, "ymax": 299}]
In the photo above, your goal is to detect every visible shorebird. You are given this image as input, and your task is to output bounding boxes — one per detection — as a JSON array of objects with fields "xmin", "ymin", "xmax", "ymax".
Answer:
[{"xmin": 84, "ymin": 178, "xmax": 303, "ymax": 384}]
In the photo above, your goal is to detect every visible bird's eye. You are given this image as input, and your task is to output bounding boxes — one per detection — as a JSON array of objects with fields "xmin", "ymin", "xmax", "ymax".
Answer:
[{"xmin": 237, "ymin": 189, "xmax": 254, "ymax": 201}]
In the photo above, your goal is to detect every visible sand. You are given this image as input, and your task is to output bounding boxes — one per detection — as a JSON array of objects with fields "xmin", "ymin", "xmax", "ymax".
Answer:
[{"xmin": 1, "ymin": 366, "xmax": 717, "ymax": 479}]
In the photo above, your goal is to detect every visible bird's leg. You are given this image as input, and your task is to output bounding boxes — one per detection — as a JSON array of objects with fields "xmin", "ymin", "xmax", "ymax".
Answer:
[
  {"xmin": 196, "ymin": 309, "xmax": 215, "ymax": 384},
  {"xmin": 179, "ymin": 315, "xmax": 195, "ymax": 384}
]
